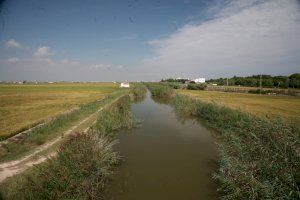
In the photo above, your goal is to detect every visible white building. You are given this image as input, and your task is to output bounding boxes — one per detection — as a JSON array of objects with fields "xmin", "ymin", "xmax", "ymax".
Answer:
[
  {"xmin": 120, "ymin": 82, "xmax": 130, "ymax": 88},
  {"xmin": 193, "ymin": 78, "xmax": 205, "ymax": 83}
]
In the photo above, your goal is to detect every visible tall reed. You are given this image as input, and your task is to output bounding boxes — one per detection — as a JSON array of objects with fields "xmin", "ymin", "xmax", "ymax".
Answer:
[
  {"xmin": 130, "ymin": 84, "xmax": 147, "ymax": 103},
  {"xmin": 172, "ymin": 94, "xmax": 300, "ymax": 199},
  {"xmin": 92, "ymin": 95, "xmax": 133, "ymax": 136},
  {"xmin": 146, "ymin": 83, "xmax": 174, "ymax": 99}
]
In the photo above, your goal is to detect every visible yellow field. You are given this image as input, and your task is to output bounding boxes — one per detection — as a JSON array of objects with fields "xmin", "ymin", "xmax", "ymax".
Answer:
[
  {"xmin": 0, "ymin": 82, "xmax": 120, "ymax": 137},
  {"xmin": 178, "ymin": 90, "xmax": 300, "ymax": 122}
]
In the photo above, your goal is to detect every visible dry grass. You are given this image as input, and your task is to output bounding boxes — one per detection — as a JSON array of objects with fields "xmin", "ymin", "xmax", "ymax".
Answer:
[
  {"xmin": 0, "ymin": 82, "xmax": 120, "ymax": 137},
  {"xmin": 178, "ymin": 90, "xmax": 300, "ymax": 122}
]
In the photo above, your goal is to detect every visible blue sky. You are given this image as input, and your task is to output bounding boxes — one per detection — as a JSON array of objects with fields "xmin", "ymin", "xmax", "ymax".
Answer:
[
  {"xmin": 0, "ymin": 0, "xmax": 209, "ymax": 65},
  {"xmin": 0, "ymin": 0, "xmax": 300, "ymax": 81}
]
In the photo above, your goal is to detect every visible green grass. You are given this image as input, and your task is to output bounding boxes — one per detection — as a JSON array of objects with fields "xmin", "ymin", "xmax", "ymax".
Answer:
[
  {"xmin": 0, "ymin": 93, "xmax": 135, "ymax": 200},
  {"xmin": 171, "ymin": 94, "xmax": 300, "ymax": 199},
  {"xmin": 92, "ymin": 95, "xmax": 133, "ymax": 136},
  {"xmin": 146, "ymin": 83, "xmax": 174, "ymax": 99},
  {"xmin": 0, "ymin": 90, "xmax": 127, "ymax": 162},
  {"xmin": 0, "ymin": 132, "xmax": 120, "ymax": 200},
  {"xmin": 0, "ymin": 82, "xmax": 120, "ymax": 137}
]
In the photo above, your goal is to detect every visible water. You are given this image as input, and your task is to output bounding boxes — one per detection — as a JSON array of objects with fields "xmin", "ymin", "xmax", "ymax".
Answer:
[{"xmin": 108, "ymin": 92, "xmax": 218, "ymax": 200}]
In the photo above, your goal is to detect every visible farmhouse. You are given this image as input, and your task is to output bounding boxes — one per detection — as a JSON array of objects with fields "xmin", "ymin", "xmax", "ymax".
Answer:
[
  {"xmin": 120, "ymin": 82, "xmax": 130, "ymax": 88},
  {"xmin": 193, "ymin": 78, "xmax": 205, "ymax": 83}
]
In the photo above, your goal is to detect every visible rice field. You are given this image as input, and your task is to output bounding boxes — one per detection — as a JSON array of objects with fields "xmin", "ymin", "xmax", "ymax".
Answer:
[
  {"xmin": 177, "ymin": 89, "xmax": 300, "ymax": 122},
  {"xmin": 0, "ymin": 82, "xmax": 120, "ymax": 137}
]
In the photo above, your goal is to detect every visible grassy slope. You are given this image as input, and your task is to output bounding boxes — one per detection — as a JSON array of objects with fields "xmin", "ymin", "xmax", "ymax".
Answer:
[
  {"xmin": 0, "ymin": 82, "xmax": 119, "ymax": 137},
  {"xmin": 178, "ymin": 90, "xmax": 300, "ymax": 122}
]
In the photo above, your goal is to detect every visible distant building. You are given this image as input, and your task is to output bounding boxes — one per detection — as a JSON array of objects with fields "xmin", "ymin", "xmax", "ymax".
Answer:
[
  {"xmin": 120, "ymin": 82, "xmax": 130, "ymax": 88},
  {"xmin": 193, "ymin": 78, "xmax": 205, "ymax": 83}
]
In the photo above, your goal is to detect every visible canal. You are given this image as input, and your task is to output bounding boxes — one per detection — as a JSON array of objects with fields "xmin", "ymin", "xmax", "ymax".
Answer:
[{"xmin": 108, "ymin": 92, "xmax": 218, "ymax": 200}]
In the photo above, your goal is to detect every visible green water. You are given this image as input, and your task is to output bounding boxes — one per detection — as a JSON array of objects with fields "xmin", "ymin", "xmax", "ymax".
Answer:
[{"xmin": 108, "ymin": 92, "xmax": 218, "ymax": 200}]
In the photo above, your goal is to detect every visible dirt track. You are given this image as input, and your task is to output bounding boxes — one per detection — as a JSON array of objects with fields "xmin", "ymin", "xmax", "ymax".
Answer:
[{"xmin": 0, "ymin": 108, "xmax": 103, "ymax": 183}]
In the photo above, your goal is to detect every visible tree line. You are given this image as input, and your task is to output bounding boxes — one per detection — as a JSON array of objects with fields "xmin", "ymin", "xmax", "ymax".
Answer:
[{"xmin": 207, "ymin": 73, "xmax": 300, "ymax": 88}]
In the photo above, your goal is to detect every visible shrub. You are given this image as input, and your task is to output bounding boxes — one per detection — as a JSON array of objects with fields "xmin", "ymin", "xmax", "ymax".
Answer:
[
  {"xmin": 248, "ymin": 89, "xmax": 273, "ymax": 94},
  {"xmin": 187, "ymin": 83, "xmax": 207, "ymax": 90},
  {"xmin": 166, "ymin": 82, "xmax": 181, "ymax": 89}
]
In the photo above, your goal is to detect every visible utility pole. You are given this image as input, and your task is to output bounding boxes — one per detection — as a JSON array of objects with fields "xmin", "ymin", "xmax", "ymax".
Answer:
[{"xmin": 260, "ymin": 74, "xmax": 262, "ymax": 95}]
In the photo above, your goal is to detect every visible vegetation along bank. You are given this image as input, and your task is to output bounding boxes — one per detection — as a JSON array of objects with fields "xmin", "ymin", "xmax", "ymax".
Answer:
[
  {"xmin": 147, "ymin": 83, "xmax": 300, "ymax": 199},
  {"xmin": 0, "ymin": 86, "xmax": 147, "ymax": 200}
]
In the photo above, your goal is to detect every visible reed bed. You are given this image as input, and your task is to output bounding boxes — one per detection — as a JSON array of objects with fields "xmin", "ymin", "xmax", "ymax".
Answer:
[
  {"xmin": 130, "ymin": 84, "xmax": 147, "ymax": 103},
  {"xmin": 148, "ymin": 83, "xmax": 299, "ymax": 199},
  {"xmin": 146, "ymin": 83, "xmax": 174, "ymax": 99},
  {"xmin": 172, "ymin": 95, "xmax": 300, "ymax": 199}
]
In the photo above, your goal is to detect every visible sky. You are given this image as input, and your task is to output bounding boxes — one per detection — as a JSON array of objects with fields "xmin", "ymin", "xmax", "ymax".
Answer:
[{"xmin": 0, "ymin": 0, "xmax": 299, "ymax": 81}]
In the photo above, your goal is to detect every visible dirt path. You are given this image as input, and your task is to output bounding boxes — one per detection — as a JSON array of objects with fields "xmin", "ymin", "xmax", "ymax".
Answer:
[{"xmin": 0, "ymin": 107, "xmax": 103, "ymax": 183}]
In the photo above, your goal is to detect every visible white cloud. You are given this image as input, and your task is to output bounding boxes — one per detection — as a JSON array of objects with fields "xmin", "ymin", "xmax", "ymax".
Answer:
[
  {"xmin": 142, "ymin": 0, "xmax": 300, "ymax": 78},
  {"xmin": 5, "ymin": 39, "xmax": 22, "ymax": 48},
  {"xmin": 7, "ymin": 57, "xmax": 20, "ymax": 64},
  {"xmin": 60, "ymin": 59, "xmax": 80, "ymax": 65},
  {"xmin": 34, "ymin": 46, "xmax": 51, "ymax": 57},
  {"xmin": 116, "ymin": 65, "xmax": 124, "ymax": 69},
  {"xmin": 90, "ymin": 63, "xmax": 112, "ymax": 69}
]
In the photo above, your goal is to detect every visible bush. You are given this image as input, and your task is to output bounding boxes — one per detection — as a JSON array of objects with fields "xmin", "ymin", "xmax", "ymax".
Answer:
[
  {"xmin": 166, "ymin": 82, "xmax": 181, "ymax": 89},
  {"xmin": 248, "ymin": 89, "xmax": 273, "ymax": 94},
  {"xmin": 187, "ymin": 83, "xmax": 207, "ymax": 90}
]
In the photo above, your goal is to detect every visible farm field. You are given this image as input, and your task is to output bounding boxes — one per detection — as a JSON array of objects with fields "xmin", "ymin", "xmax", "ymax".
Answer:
[
  {"xmin": 0, "ymin": 82, "xmax": 120, "ymax": 137},
  {"xmin": 178, "ymin": 89, "xmax": 300, "ymax": 122},
  {"xmin": 206, "ymin": 85, "xmax": 300, "ymax": 95}
]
